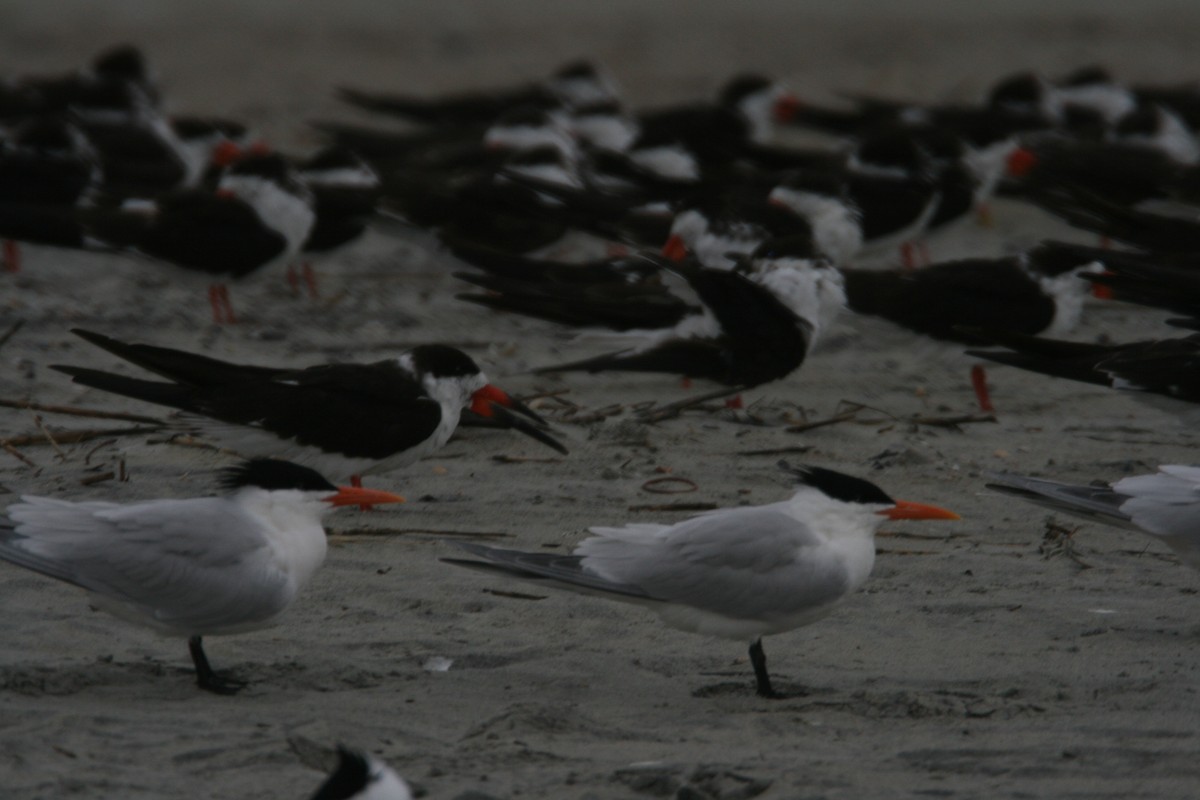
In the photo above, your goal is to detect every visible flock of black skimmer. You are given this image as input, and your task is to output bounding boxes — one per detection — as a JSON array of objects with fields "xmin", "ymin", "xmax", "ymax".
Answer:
[{"xmin": 4, "ymin": 45, "xmax": 1200, "ymax": 796}]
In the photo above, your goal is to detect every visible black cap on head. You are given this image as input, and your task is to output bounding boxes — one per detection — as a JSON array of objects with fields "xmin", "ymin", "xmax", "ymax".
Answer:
[
  {"xmin": 92, "ymin": 45, "xmax": 147, "ymax": 81},
  {"xmin": 554, "ymin": 60, "xmax": 601, "ymax": 80},
  {"xmin": 218, "ymin": 459, "xmax": 337, "ymax": 493},
  {"xmin": 989, "ymin": 72, "xmax": 1044, "ymax": 109},
  {"xmin": 409, "ymin": 344, "xmax": 482, "ymax": 379},
  {"xmin": 778, "ymin": 461, "xmax": 895, "ymax": 505},
  {"xmin": 1057, "ymin": 65, "xmax": 1113, "ymax": 88},
  {"xmin": 311, "ymin": 746, "xmax": 370, "ymax": 800}
]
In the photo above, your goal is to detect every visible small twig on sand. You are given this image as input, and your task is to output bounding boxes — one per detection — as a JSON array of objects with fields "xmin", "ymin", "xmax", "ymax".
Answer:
[
  {"xmin": 0, "ymin": 319, "xmax": 24, "ymax": 350},
  {"xmin": 491, "ymin": 454, "xmax": 565, "ymax": 464},
  {"xmin": 0, "ymin": 398, "xmax": 162, "ymax": 424},
  {"xmin": 639, "ymin": 386, "xmax": 746, "ymax": 423},
  {"xmin": 31, "ymin": 415, "xmax": 66, "ymax": 460},
  {"xmin": 734, "ymin": 445, "xmax": 814, "ymax": 457},
  {"xmin": 2, "ymin": 441, "xmax": 36, "ymax": 467},
  {"xmin": 628, "ymin": 501, "xmax": 720, "ymax": 512},
  {"xmin": 3, "ymin": 426, "xmax": 161, "ymax": 448},
  {"xmin": 563, "ymin": 403, "xmax": 626, "ymax": 424},
  {"xmin": 80, "ymin": 471, "xmax": 115, "ymax": 486},
  {"xmin": 786, "ymin": 409, "xmax": 861, "ymax": 433}
]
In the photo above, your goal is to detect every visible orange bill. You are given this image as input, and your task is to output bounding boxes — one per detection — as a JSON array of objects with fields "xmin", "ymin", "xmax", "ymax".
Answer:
[
  {"xmin": 877, "ymin": 500, "xmax": 961, "ymax": 521},
  {"xmin": 324, "ymin": 487, "xmax": 406, "ymax": 507}
]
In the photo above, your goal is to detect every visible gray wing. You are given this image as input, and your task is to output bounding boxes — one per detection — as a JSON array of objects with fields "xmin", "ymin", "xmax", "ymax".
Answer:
[
  {"xmin": 578, "ymin": 505, "xmax": 854, "ymax": 621},
  {"xmin": 984, "ymin": 472, "xmax": 1140, "ymax": 531},
  {"xmin": 1, "ymin": 496, "xmax": 292, "ymax": 631},
  {"xmin": 442, "ymin": 541, "xmax": 653, "ymax": 600}
]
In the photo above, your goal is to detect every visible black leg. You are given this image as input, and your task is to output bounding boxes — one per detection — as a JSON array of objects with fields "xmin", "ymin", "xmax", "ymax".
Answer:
[
  {"xmin": 188, "ymin": 636, "xmax": 246, "ymax": 695},
  {"xmin": 749, "ymin": 638, "xmax": 782, "ymax": 699}
]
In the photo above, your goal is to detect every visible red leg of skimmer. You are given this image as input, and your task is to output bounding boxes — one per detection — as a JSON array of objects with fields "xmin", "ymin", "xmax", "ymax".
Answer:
[
  {"xmin": 971, "ymin": 364, "xmax": 995, "ymax": 413},
  {"xmin": 218, "ymin": 284, "xmax": 237, "ymax": 324},
  {"xmin": 3, "ymin": 240, "xmax": 19, "ymax": 273},
  {"xmin": 302, "ymin": 262, "xmax": 320, "ymax": 299}
]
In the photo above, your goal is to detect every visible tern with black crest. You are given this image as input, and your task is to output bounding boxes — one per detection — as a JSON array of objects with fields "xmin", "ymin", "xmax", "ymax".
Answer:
[
  {"xmin": 445, "ymin": 463, "xmax": 958, "ymax": 698},
  {"xmin": 0, "ymin": 459, "xmax": 405, "ymax": 694}
]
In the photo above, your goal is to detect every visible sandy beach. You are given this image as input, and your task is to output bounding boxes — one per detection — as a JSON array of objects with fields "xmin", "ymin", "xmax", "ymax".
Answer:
[{"xmin": 3, "ymin": 2, "xmax": 1200, "ymax": 797}]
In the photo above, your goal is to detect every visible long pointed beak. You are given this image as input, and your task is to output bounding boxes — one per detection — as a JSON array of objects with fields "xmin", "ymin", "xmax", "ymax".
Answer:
[
  {"xmin": 877, "ymin": 500, "xmax": 961, "ymax": 521},
  {"xmin": 486, "ymin": 403, "xmax": 568, "ymax": 454},
  {"xmin": 466, "ymin": 384, "xmax": 568, "ymax": 454},
  {"xmin": 324, "ymin": 487, "xmax": 406, "ymax": 508},
  {"xmin": 661, "ymin": 234, "xmax": 688, "ymax": 262}
]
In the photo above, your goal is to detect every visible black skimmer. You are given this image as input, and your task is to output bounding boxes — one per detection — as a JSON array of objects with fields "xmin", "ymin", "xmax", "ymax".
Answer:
[
  {"xmin": 1108, "ymin": 104, "xmax": 1200, "ymax": 165},
  {"xmin": 529, "ymin": 256, "xmax": 846, "ymax": 390},
  {"xmin": 51, "ymin": 328, "xmax": 566, "ymax": 482},
  {"xmin": 842, "ymin": 244, "xmax": 1103, "ymax": 411},
  {"xmin": 0, "ymin": 459, "xmax": 404, "ymax": 694},
  {"xmin": 841, "ymin": 244, "xmax": 1104, "ymax": 342},
  {"xmin": 290, "ymin": 146, "xmax": 383, "ymax": 297},
  {"xmin": 0, "ymin": 117, "xmax": 100, "ymax": 271},
  {"xmin": 444, "ymin": 462, "xmax": 958, "ymax": 698},
  {"xmin": 1023, "ymin": 181, "xmax": 1200, "ymax": 253},
  {"xmin": 965, "ymin": 329, "xmax": 1200, "ymax": 415},
  {"xmin": 1003, "ymin": 138, "xmax": 1188, "ymax": 208},
  {"xmin": 337, "ymin": 60, "xmax": 618, "ymax": 126},
  {"xmin": 0, "ymin": 44, "xmax": 159, "ymax": 123},
  {"xmin": 311, "ymin": 747, "xmax": 412, "ymax": 800},
  {"xmin": 0, "ymin": 152, "xmax": 315, "ymax": 322},
  {"xmin": 453, "ymin": 244, "xmax": 694, "ymax": 331},
  {"xmin": 987, "ymin": 466, "xmax": 1200, "ymax": 572}
]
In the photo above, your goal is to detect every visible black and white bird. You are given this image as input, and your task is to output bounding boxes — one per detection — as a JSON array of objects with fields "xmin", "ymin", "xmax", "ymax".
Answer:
[
  {"xmin": 0, "ymin": 152, "xmax": 316, "ymax": 322},
  {"xmin": 987, "ymin": 466, "xmax": 1200, "ymax": 572},
  {"xmin": 310, "ymin": 747, "xmax": 412, "ymax": 800},
  {"xmin": 0, "ymin": 459, "xmax": 405, "ymax": 694},
  {"xmin": 337, "ymin": 59, "xmax": 618, "ymax": 126},
  {"xmin": 842, "ymin": 243, "xmax": 1104, "ymax": 342},
  {"xmin": 530, "ymin": 256, "xmax": 846, "ymax": 390},
  {"xmin": 51, "ymin": 329, "xmax": 566, "ymax": 482},
  {"xmin": 964, "ymin": 328, "xmax": 1200, "ymax": 417},
  {"xmin": 444, "ymin": 463, "xmax": 959, "ymax": 698}
]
